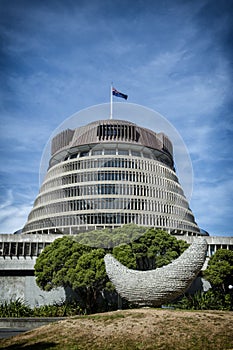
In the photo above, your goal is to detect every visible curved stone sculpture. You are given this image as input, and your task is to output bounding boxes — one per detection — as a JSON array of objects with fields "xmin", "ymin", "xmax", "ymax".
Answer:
[{"xmin": 104, "ymin": 238, "xmax": 207, "ymax": 306}]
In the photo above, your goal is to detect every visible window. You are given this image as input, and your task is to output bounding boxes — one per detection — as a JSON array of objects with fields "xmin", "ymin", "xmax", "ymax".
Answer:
[
  {"xmin": 143, "ymin": 152, "xmax": 151, "ymax": 159},
  {"xmin": 3, "ymin": 243, "xmax": 9, "ymax": 255},
  {"xmin": 92, "ymin": 149, "xmax": 102, "ymax": 155},
  {"xmin": 80, "ymin": 151, "xmax": 89, "ymax": 157},
  {"xmin": 131, "ymin": 150, "xmax": 141, "ymax": 157},
  {"xmin": 24, "ymin": 243, "xmax": 30, "ymax": 256},
  {"xmin": 70, "ymin": 153, "xmax": 78, "ymax": 159},
  {"xmin": 10, "ymin": 243, "xmax": 17, "ymax": 256},
  {"xmin": 104, "ymin": 149, "xmax": 116, "ymax": 155},
  {"xmin": 118, "ymin": 149, "xmax": 129, "ymax": 155},
  {"xmin": 18, "ymin": 243, "xmax": 24, "ymax": 255}
]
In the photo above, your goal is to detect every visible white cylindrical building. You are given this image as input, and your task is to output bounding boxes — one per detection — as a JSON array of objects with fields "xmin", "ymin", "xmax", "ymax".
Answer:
[{"xmin": 23, "ymin": 119, "xmax": 200, "ymax": 236}]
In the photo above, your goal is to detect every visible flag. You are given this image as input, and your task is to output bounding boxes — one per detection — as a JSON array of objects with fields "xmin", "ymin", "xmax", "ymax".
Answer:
[{"xmin": 112, "ymin": 87, "xmax": 128, "ymax": 100}]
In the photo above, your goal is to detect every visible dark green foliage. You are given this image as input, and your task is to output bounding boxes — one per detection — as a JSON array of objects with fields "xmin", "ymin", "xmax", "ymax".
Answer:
[
  {"xmin": 34, "ymin": 225, "xmax": 189, "ymax": 313},
  {"xmin": 65, "ymin": 248, "xmax": 107, "ymax": 312},
  {"xmin": 74, "ymin": 223, "xmax": 148, "ymax": 248},
  {"xmin": 0, "ymin": 299, "xmax": 32, "ymax": 317},
  {"xmin": 203, "ymin": 249, "xmax": 233, "ymax": 294},
  {"xmin": 168, "ymin": 248, "xmax": 233, "ymax": 311},
  {"xmin": 131, "ymin": 228, "xmax": 188, "ymax": 270},
  {"xmin": 34, "ymin": 236, "xmax": 91, "ymax": 291},
  {"xmin": 33, "ymin": 300, "xmax": 84, "ymax": 317},
  {"xmin": 171, "ymin": 290, "xmax": 232, "ymax": 311},
  {"xmin": 112, "ymin": 244, "xmax": 137, "ymax": 269},
  {"xmin": 0, "ymin": 299, "xmax": 84, "ymax": 318}
]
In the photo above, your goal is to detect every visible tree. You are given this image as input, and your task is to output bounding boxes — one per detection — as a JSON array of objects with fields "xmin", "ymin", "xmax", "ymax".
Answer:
[
  {"xmin": 74, "ymin": 223, "xmax": 148, "ymax": 248},
  {"xmin": 204, "ymin": 249, "xmax": 233, "ymax": 294},
  {"xmin": 34, "ymin": 226, "xmax": 189, "ymax": 313},
  {"xmin": 130, "ymin": 228, "xmax": 188, "ymax": 270},
  {"xmin": 35, "ymin": 238, "xmax": 107, "ymax": 313},
  {"xmin": 34, "ymin": 236, "xmax": 90, "ymax": 291},
  {"xmin": 65, "ymin": 248, "xmax": 107, "ymax": 312}
]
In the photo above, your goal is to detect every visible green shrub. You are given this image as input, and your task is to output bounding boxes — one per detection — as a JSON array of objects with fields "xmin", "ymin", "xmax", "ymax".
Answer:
[
  {"xmin": 0, "ymin": 299, "xmax": 84, "ymax": 318},
  {"xmin": 170, "ymin": 290, "xmax": 232, "ymax": 311},
  {"xmin": 0, "ymin": 298, "xmax": 32, "ymax": 317},
  {"xmin": 33, "ymin": 301, "xmax": 84, "ymax": 317}
]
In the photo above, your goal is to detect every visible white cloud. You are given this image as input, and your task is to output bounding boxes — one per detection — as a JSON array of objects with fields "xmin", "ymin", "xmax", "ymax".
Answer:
[
  {"xmin": 0, "ymin": 189, "xmax": 32, "ymax": 233},
  {"xmin": 0, "ymin": 204, "xmax": 32, "ymax": 234},
  {"xmin": 191, "ymin": 176, "xmax": 233, "ymax": 236}
]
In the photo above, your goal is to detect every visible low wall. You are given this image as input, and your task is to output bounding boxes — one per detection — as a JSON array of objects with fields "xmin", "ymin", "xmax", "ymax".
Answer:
[{"xmin": 0, "ymin": 317, "xmax": 66, "ymax": 330}]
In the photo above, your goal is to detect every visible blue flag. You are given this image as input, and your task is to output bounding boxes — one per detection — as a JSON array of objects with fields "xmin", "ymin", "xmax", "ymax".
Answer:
[{"xmin": 112, "ymin": 87, "xmax": 128, "ymax": 100}]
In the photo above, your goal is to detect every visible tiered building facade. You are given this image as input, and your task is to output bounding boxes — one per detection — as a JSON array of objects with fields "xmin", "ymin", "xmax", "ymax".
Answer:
[{"xmin": 23, "ymin": 119, "xmax": 200, "ymax": 236}]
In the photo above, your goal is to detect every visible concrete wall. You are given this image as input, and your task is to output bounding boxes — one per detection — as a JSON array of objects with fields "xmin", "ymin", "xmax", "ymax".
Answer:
[
  {"xmin": 0, "ymin": 275, "xmax": 65, "ymax": 307},
  {"xmin": 1, "ymin": 276, "xmax": 25, "ymax": 301},
  {"xmin": 0, "ymin": 254, "xmax": 65, "ymax": 307}
]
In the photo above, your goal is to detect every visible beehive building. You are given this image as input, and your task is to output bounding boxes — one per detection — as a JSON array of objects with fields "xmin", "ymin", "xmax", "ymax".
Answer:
[{"xmin": 23, "ymin": 119, "xmax": 200, "ymax": 236}]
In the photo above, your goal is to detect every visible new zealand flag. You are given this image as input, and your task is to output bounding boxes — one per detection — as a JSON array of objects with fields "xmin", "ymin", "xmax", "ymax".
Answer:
[{"xmin": 112, "ymin": 87, "xmax": 128, "ymax": 100}]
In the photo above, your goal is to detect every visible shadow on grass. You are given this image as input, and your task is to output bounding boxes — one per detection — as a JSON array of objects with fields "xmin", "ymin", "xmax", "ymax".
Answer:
[{"xmin": 1, "ymin": 342, "xmax": 57, "ymax": 350}]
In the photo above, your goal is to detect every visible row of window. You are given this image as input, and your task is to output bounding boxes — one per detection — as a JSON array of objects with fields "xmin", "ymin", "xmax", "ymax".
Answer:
[
  {"xmin": 35, "ymin": 184, "xmax": 188, "ymax": 209},
  {"xmin": 65, "ymin": 148, "xmax": 139, "ymax": 159},
  {"xmin": 24, "ymin": 211, "xmax": 199, "ymax": 234},
  {"xmin": 28, "ymin": 196, "xmax": 193, "ymax": 222},
  {"xmin": 46, "ymin": 156, "xmax": 176, "ymax": 183},
  {"xmin": 0, "ymin": 242, "xmax": 50, "ymax": 257},
  {"xmin": 40, "ymin": 170, "xmax": 183, "ymax": 196}
]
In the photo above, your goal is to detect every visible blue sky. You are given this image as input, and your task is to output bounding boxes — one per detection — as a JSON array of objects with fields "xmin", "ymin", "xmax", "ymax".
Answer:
[{"xmin": 0, "ymin": 0, "xmax": 232, "ymax": 236}]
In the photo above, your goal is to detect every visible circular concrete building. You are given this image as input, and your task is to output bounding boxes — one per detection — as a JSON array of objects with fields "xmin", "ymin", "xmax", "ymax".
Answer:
[{"xmin": 23, "ymin": 119, "xmax": 200, "ymax": 236}]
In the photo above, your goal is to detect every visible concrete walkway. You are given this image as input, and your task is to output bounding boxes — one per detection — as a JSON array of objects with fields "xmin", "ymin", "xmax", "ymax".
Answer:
[
  {"xmin": 0, "ymin": 327, "xmax": 29, "ymax": 339},
  {"xmin": 0, "ymin": 317, "xmax": 66, "ymax": 339}
]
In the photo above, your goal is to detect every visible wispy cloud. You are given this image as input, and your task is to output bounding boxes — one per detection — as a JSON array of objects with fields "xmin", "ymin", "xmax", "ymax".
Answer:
[
  {"xmin": 0, "ymin": 188, "xmax": 33, "ymax": 233},
  {"xmin": 191, "ymin": 177, "xmax": 233, "ymax": 236}
]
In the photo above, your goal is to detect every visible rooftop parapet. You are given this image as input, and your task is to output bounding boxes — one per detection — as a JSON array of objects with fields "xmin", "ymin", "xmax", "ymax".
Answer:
[{"xmin": 50, "ymin": 119, "xmax": 173, "ymax": 163}]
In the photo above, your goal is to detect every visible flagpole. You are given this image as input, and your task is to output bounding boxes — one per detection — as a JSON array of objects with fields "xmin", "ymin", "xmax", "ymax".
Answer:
[{"xmin": 110, "ymin": 83, "xmax": 113, "ymax": 119}]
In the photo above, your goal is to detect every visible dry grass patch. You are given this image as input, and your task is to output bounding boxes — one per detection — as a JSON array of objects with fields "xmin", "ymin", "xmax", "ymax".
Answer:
[{"xmin": 0, "ymin": 308, "xmax": 232, "ymax": 350}]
